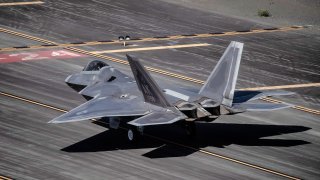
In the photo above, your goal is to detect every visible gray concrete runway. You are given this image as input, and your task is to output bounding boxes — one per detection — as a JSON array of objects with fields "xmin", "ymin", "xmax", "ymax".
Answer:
[{"xmin": 0, "ymin": 0, "xmax": 319, "ymax": 179}]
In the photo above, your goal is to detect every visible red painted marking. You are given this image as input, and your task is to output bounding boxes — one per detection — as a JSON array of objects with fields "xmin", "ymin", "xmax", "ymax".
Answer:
[{"xmin": 0, "ymin": 50, "xmax": 87, "ymax": 63}]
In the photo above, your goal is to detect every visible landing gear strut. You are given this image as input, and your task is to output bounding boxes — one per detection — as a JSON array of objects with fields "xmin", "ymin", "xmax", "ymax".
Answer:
[{"xmin": 185, "ymin": 122, "xmax": 196, "ymax": 137}]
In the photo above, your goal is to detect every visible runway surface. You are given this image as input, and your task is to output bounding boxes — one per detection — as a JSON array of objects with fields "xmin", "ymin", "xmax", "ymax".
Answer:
[{"xmin": 0, "ymin": 0, "xmax": 319, "ymax": 179}]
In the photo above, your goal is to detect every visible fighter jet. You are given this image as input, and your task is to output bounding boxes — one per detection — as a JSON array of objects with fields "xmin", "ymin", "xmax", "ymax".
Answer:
[{"xmin": 49, "ymin": 41, "xmax": 293, "ymax": 141}]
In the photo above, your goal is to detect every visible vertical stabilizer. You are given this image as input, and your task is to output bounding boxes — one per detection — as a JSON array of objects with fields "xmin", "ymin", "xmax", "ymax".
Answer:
[
  {"xmin": 126, "ymin": 54, "xmax": 171, "ymax": 108},
  {"xmin": 199, "ymin": 41, "xmax": 243, "ymax": 107}
]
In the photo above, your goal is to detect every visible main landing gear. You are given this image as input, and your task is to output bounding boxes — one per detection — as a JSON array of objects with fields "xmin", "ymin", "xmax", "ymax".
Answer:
[
  {"xmin": 184, "ymin": 121, "xmax": 196, "ymax": 137},
  {"xmin": 125, "ymin": 122, "xmax": 196, "ymax": 142},
  {"xmin": 127, "ymin": 126, "xmax": 144, "ymax": 142}
]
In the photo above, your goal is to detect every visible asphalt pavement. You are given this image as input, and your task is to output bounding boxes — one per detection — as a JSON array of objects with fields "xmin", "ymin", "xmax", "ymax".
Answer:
[{"xmin": 0, "ymin": 0, "xmax": 319, "ymax": 179}]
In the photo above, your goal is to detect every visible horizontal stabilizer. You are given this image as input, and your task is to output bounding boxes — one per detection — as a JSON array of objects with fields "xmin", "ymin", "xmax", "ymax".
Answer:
[
  {"xmin": 233, "ymin": 90, "xmax": 295, "ymax": 103},
  {"xmin": 49, "ymin": 96, "xmax": 148, "ymax": 123},
  {"xmin": 128, "ymin": 111, "xmax": 186, "ymax": 126},
  {"xmin": 232, "ymin": 102, "xmax": 293, "ymax": 112}
]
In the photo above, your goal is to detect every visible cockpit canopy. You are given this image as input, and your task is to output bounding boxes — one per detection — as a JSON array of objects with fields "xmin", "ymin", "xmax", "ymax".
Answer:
[{"xmin": 83, "ymin": 60, "xmax": 108, "ymax": 71}]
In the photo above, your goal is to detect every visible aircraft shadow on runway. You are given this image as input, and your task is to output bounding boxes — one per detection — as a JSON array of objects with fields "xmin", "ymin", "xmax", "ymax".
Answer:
[{"xmin": 61, "ymin": 123, "xmax": 310, "ymax": 158}]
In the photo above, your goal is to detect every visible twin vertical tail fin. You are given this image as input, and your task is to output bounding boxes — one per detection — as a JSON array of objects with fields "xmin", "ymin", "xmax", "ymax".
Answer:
[
  {"xmin": 126, "ymin": 54, "xmax": 172, "ymax": 108},
  {"xmin": 126, "ymin": 55, "xmax": 187, "ymax": 126},
  {"xmin": 199, "ymin": 41, "xmax": 244, "ymax": 107}
]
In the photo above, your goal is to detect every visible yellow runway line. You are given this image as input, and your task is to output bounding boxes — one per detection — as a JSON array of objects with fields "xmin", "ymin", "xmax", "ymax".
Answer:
[
  {"xmin": 0, "ymin": 175, "xmax": 13, "ymax": 180},
  {"xmin": 0, "ymin": 92, "xmax": 67, "ymax": 113},
  {"xmin": 262, "ymin": 97, "xmax": 320, "ymax": 115},
  {"xmin": 0, "ymin": 27, "xmax": 55, "ymax": 44},
  {"xmin": 91, "ymin": 43, "xmax": 210, "ymax": 54},
  {"xmin": 0, "ymin": 1, "xmax": 43, "ymax": 6},
  {"xmin": 293, "ymin": 106, "xmax": 320, "ymax": 115}
]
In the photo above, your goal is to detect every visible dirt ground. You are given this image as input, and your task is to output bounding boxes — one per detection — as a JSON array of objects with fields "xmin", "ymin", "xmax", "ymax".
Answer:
[{"xmin": 160, "ymin": 0, "xmax": 320, "ymax": 28}]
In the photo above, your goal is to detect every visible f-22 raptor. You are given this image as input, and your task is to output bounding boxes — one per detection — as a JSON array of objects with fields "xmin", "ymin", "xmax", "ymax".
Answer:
[{"xmin": 50, "ymin": 41, "xmax": 293, "ymax": 141}]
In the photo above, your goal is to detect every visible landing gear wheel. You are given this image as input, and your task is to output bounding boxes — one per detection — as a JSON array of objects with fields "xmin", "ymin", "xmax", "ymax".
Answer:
[
  {"xmin": 185, "ymin": 122, "xmax": 196, "ymax": 137},
  {"xmin": 127, "ymin": 128, "xmax": 141, "ymax": 142},
  {"xmin": 128, "ymin": 129, "xmax": 134, "ymax": 141}
]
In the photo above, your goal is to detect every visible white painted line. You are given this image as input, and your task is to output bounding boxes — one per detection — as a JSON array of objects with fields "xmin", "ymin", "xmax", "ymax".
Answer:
[
  {"xmin": 164, "ymin": 89, "xmax": 190, "ymax": 101},
  {"xmin": 91, "ymin": 43, "xmax": 211, "ymax": 54}
]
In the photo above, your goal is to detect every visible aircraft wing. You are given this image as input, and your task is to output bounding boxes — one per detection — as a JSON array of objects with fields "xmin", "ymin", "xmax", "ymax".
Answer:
[
  {"xmin": 79, "ymin": 81, "xmax": 138, "ymax": 98},
  {"xmin": 128, "ymin": 111, "xmax": 186, "ymax": 126},
  {"xmin": 49, "ymin": 95, "xmax": 148, "ymax": 123}
]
